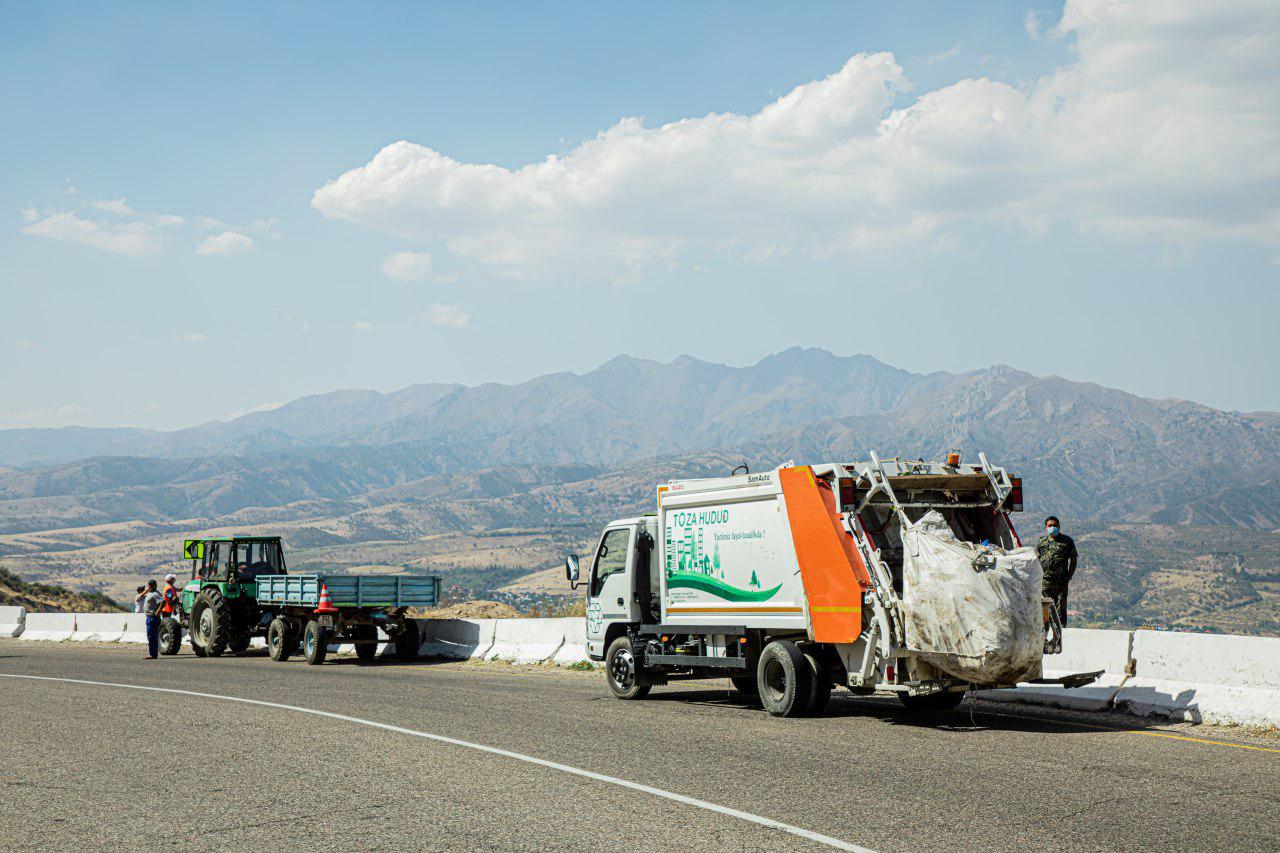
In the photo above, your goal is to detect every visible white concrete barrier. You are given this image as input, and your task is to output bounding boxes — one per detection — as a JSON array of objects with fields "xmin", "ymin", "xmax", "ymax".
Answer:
[
  {"xmin": 552, "ymin": 618, "xmax": 590, "ymax": 665},
  {"xmin": 19, "ymin": 612, "xmax": 76, "ymax": 642},
  {"xmin": 488, "ymin": 618, "xmax": 566, "ymax": 664},
  {"xmin": 121, "ymin": 614, "xmax": 149, "ymax": 644},
  {"xmin": 0, "ymin": 605, "xmax": 25, "ymax": 638},
  {"xmin": 1116, "ymin": 630, "xmax": 1280, "ymax": 726},
  {"xmin": 418, "ymin": 619, "xmax": 496, "ymax": 659},
  {"xmin": 978, "ymin": 628, "xmax": 1135, "ymax": 711},
  {"xmin": 71, "ymin": 612, "xmax": 128, "ymax": 642}
]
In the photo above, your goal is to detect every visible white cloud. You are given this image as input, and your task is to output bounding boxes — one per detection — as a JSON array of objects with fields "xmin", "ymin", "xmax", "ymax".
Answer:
[
  {"xmin": 20, "ymin": 210, "xmax": 161, "ymax": 256},
  {"xmin": 153, "ymin": 214, "xmax": 185, "ymax": 228},
  {"xmin": 313, "ymin": 0, "xmax": 1280, "ymax": 280},
  {"xmin": 381, "ymin": 251, "xmax": 433, "ymax": 281},
  {"xmin": 423, "ymin": 303, "xmax": 469, "ymax": 327},
  {"xmin": 353, "ymin": 321, "xmax": 374, "ymax": 332},
  {"xmin": 176, "ymin": 332, "xmax": 207, "ymax": 344},
  {"xmin": 1024, "ymin": 10, "xmax": 1043, "ymax": 40},
  {"xmin": 196, "ymin": 231, "xmax": 256, "ymax": 255},
  {"xmin": 92, "ymin": 197, "xmax": 136, "ymax": 216},
  {"xmin": 926, "ymin": 43, "xmax": 961, "ymax": 64}
]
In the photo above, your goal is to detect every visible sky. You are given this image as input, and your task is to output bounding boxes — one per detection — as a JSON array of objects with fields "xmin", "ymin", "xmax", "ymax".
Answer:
[{"xmin": 2, "ymin": 0, "xmax": 1278, "ymax": 430}]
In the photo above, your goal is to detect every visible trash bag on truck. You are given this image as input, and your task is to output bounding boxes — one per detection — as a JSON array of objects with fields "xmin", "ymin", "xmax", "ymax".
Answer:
[{"xmin": 901, "ymin": 511, "xmax": 1043, "ymax": 685}]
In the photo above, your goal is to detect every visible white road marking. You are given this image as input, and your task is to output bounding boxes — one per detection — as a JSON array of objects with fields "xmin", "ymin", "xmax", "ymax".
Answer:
[{"xmin": 0, "ymin": 673, "xmax": 873, "ymax": 852}]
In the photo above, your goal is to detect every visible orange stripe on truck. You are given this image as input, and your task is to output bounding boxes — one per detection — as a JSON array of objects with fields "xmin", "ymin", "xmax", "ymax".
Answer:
[{"xmin": 778, "ymin": 466, "xmax": 871, "ymax": 644}]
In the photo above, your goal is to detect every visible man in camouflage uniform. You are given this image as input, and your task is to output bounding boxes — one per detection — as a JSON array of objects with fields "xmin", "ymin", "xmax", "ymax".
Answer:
[{"xmin": 1036, "ymin": 515, "xmax": 1078, "ymax": 625}]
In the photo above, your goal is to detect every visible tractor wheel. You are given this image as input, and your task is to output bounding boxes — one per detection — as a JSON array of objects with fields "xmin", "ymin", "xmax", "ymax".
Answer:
[
  {"xmin": 229, "ymin": 633, "xmax": 252, "ymax": 655},
  {"xmin": 267, "ymin": 618, "xmax": 293, "ymax": 662},
  {"xmin": 190, "ymin": 628, "xmax": 208, "ymax": 658},
  {"xmin": 897, "ymin": 690, "xmax": 965, "ymax": 714},
  {"xmin": 191, "ymin": 589, "xmax": 232, "ymax": 657},
  {"xmin": 158, "ymin": 618, "xmax": 181, "ymax": 656},
  {"xmin": 393, "ymin": 621, "xmax": 420, "ymax": 662},
  {"xmin": 303, "ymin": 620, "xmax": 329, "ymax": 666},
  {"xmin": 757, "ymin": 640, "xmax": 812, "ymax": 718},
  {"xmin": 353, "ymin": 625, "xmax": 378, "ymax": 664}
]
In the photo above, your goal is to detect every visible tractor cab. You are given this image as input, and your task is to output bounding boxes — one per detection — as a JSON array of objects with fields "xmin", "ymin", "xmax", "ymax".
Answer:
[{"xmin": 176, "ymin": 536, "xmax": 287, "ymax": 657}]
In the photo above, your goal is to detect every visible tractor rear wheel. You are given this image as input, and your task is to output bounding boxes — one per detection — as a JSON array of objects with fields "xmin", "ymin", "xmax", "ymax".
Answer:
[
  {"xmin": 191, "ymin": 589, "xmax": 232, "ymax": 657},
  {"xmin": 393, "ymin": 621, "xmax": 420, "ymax": 662},
  {"xmin": 303, "ymin": 620, "xmax": 329, "ymax": 666},
  {"xmin": 158, "ymin": 618, "xmax": 181, "ymax": 656},
  {"xmin": 267, "ymin": 618, "xmax": 293, "ymax": 662},
  {"xmin": 353, "ymin": 624, "xmax": 378, "ymax": 663}
]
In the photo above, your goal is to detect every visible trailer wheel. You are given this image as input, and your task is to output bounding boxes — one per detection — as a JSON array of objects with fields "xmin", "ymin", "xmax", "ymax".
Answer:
[
  {"xmin": 303, "ymin": 620, "xmax": 329, "ymax": 666},
  {"xmin": 229, "ymin": 633, "xmax": 252, "ymax": 655},
  {"xmin": 393, "ymin": 621, "xmax": 420, "ymax": 663},
  {"xmin": 897, "ymin": 691, "xmax": 965, "ymax": 713},
  {"xmin": 804, "ymin": 651, "xmax": 832, "ymax": 717},
  {"xmin": 267, "ymin": 618, "xmax": 293, "ymax": 662},
  {"xmin": 729, "ymin": 675, "xmax": 759, "ymax": 697},
  {"xmin": 757, "ymin": 640, "xmax": 812, "ymax": 717},
  {"xmin": 158, "ymin": 618, "xmax": 181, "ymax": 656},
  {"xmin": 605, "ymin": 636, "xmax": 651, "ymax": 700},
  {"xmin": 353, "ymin": 625, "xmax": 378, "ymax": 663}
]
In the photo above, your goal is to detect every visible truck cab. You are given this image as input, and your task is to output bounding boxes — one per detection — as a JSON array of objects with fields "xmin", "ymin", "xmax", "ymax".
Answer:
[{"xmin": 578, "ymin": 516, "xmax": 660, "ymax": 659}]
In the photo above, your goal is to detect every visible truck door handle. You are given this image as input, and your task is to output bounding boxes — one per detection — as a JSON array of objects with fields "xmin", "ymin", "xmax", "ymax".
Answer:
[{"xmin": 617, "ymin": 597, "xmax": 625, "ymax": 606}]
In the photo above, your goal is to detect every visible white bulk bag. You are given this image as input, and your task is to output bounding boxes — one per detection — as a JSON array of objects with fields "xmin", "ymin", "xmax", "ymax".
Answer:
[{"xmin": 901, "ymin": 510, "xmax": 1043, "ymax": 685}]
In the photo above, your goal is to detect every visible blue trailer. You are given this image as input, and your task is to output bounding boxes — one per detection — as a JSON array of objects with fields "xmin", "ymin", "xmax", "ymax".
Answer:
[{"xmin": 255, "ymin": 573, "xmax": 442, "ymax": 665}]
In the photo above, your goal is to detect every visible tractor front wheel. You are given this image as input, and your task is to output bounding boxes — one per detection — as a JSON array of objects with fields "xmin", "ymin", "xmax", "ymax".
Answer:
[
  {"xmin": 158, "ymin": 618, "xmax": 181, "ymax": 656},
  {"xmin": 303, "ymin": 620, "xmax": 329, "ymax": 666},
  {"xmin": 191, "ymin": 589, "xmax": 232, "ymax": 657}
]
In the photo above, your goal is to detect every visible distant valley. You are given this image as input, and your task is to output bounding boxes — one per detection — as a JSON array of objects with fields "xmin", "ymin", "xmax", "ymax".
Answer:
[{"xmin": 3, "ymin": 348, "xmax": 1278, "ymax": 634}]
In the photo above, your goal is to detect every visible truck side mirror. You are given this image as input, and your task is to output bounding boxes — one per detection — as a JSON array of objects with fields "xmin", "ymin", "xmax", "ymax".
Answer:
[{"xmin": 565, "ymin": 554, "xmax": 580, "ymax": 589}]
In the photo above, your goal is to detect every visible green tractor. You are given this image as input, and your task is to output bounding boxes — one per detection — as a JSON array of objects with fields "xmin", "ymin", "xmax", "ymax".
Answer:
[{"xmin": 169, "ymin": 536, "xmax": 285, "ymax": 657}]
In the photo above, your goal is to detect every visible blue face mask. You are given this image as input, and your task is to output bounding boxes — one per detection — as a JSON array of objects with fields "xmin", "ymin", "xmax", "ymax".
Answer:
[{"xmin": 1046, "ymin": 525, "xmax": 1059, "ymax": 537}]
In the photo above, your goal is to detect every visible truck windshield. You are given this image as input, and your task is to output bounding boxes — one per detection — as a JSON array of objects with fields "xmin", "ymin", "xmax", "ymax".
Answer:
[{"xmin": 592, "ymin": 529, "xmax": 630, "ymax": 595}]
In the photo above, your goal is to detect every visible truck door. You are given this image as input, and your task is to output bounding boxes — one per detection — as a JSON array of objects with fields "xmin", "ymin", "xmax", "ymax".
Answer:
[{"xmin": 585, "ymin": 527, "xmax": 637, "ymax": 657}]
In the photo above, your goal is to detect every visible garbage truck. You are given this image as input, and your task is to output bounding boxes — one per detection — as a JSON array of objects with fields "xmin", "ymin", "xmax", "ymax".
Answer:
[{"xmin": 565, "ymin": 453, "xmax": 1100, "ymax": 717}]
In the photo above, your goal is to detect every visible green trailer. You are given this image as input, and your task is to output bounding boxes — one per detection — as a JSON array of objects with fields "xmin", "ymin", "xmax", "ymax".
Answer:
[{"xmin": 167, "ymin": 536, "xmax": 441, "ymax": 665}]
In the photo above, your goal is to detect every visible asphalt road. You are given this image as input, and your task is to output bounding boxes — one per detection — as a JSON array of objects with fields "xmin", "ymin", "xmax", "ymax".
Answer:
[{"xmin": 1, "ymin": 640, "xmax": 1277, "ymax": 852}]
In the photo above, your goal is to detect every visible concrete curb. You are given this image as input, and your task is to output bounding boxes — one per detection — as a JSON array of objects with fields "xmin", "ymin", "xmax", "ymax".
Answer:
[
  {"xmin": 20, "ymin": 612, "xmax": 76, "ymax": 642},
  {"xmin": 418, "ymin": 618, "xmax": 496, "ymax": 660},
  {"xmin": 70, "ymin": 613, "xmax": 129, "ymax": 643}
]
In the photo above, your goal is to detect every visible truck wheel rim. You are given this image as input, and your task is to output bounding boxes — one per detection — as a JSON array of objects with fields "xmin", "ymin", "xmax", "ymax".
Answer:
[
  {"xmin": 763, "ymin": 657, "xmax": 787, "ymax": 702},
  {"xmin": 610, "ymin": 649, "xmax": 635, "ymax": 689}
]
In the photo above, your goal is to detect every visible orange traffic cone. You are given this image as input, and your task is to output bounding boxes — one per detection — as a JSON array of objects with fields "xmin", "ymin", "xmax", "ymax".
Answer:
[{"xmin": 314, "ymin": 582, "xmax": 339, "ymax": 615}]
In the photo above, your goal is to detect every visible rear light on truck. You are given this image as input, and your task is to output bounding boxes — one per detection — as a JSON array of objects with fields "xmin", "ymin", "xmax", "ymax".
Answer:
[
  {"xmin": 945, "ymin": 451, "xmax": 961, "ymax": 467},
  {"xmin": 1008, "ymin": 477, "xmax": 1024, "ymax": 512},
  {"xmin": 885, "ymin": 664, "xmax": 895, "ymax": 682},
  {"xmin": 838, "ymin": 478, "xmax": 855, "ymax": 508}
]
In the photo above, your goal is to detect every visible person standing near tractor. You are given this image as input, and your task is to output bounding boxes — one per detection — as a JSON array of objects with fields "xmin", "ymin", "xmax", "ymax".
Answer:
[
  {"xmin": 141, "ymin": 579, "xmax": 164, "ymax": 659},
  {"xmin": 1036, "ymin": 515, "xmax": 1078, "ymax": 625},
  {"xmin": 161, "ymin": 573, "xmax": 180, "ymax": 618}
]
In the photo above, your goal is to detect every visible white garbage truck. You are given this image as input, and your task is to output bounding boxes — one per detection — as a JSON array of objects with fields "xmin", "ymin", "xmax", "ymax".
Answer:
[{"xmin": 565, "ymin": 452, "xmax": 1100, "ymax": 717}]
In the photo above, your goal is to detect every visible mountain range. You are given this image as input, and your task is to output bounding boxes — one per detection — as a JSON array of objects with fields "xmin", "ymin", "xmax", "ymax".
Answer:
[{"xmin": 2, "ymin": 348, "xmax": 1278, "ymax": 634}]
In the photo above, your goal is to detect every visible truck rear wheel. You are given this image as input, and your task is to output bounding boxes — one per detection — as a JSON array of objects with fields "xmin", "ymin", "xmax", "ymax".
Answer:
[
  {"xmin": 757, "ymin": 640, "xmax": 812, "ymax": 717},
  {"xmin": 158, "ymin": 618, "xmax": 181, "ymax": 656},
  {"xmin": 897, "ymin": 690, "xmax": 965, "ymax": 713},
  {"xmin": 730, "ymin": 674, "xmax": 759, "ymax": 697},
  {"xmin": 804, "ymin": 651, "xmax": 832, "ymax": 717},
  {"xmin": 267, "ymin": 618, "xmax": 293, "ymax": 662},
  {"xmin": 303, "ymin": 620, "xmax": 329, "ymax": 665},
  {"xmin": 605, "ymin": 636, "xmax": 651, "ymax": 700},
  {"xmin": 393, "ymin": 621, "xmax": 420, "ymax": 662},
  {"xmin": 353, "ymin": 625, "xmax": 378, "ymax": 663}
]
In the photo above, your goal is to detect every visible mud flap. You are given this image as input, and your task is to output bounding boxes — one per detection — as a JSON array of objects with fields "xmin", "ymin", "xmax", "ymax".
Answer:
[{"xmin": 1029, "ymin": 669, "xmax": 1104, "ymax": 690}]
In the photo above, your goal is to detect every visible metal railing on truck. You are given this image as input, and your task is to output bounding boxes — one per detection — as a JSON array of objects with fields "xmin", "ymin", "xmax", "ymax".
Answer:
[{"xmin": 256, "ymin": 575, "xmax": 441, "ymax": 609}]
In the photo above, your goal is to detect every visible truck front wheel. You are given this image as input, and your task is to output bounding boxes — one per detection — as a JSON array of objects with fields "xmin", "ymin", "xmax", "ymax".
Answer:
[
  {"xmin": 303, "ymin": 620, "xmax": 329, "ymax": 665},
  {"xmin": 605, "ymin": 636, "xmax": 651, "ymax": 700},
  {"xmin": 757, "ymin": 640, "xmax": 812, "ymax": 717}
]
